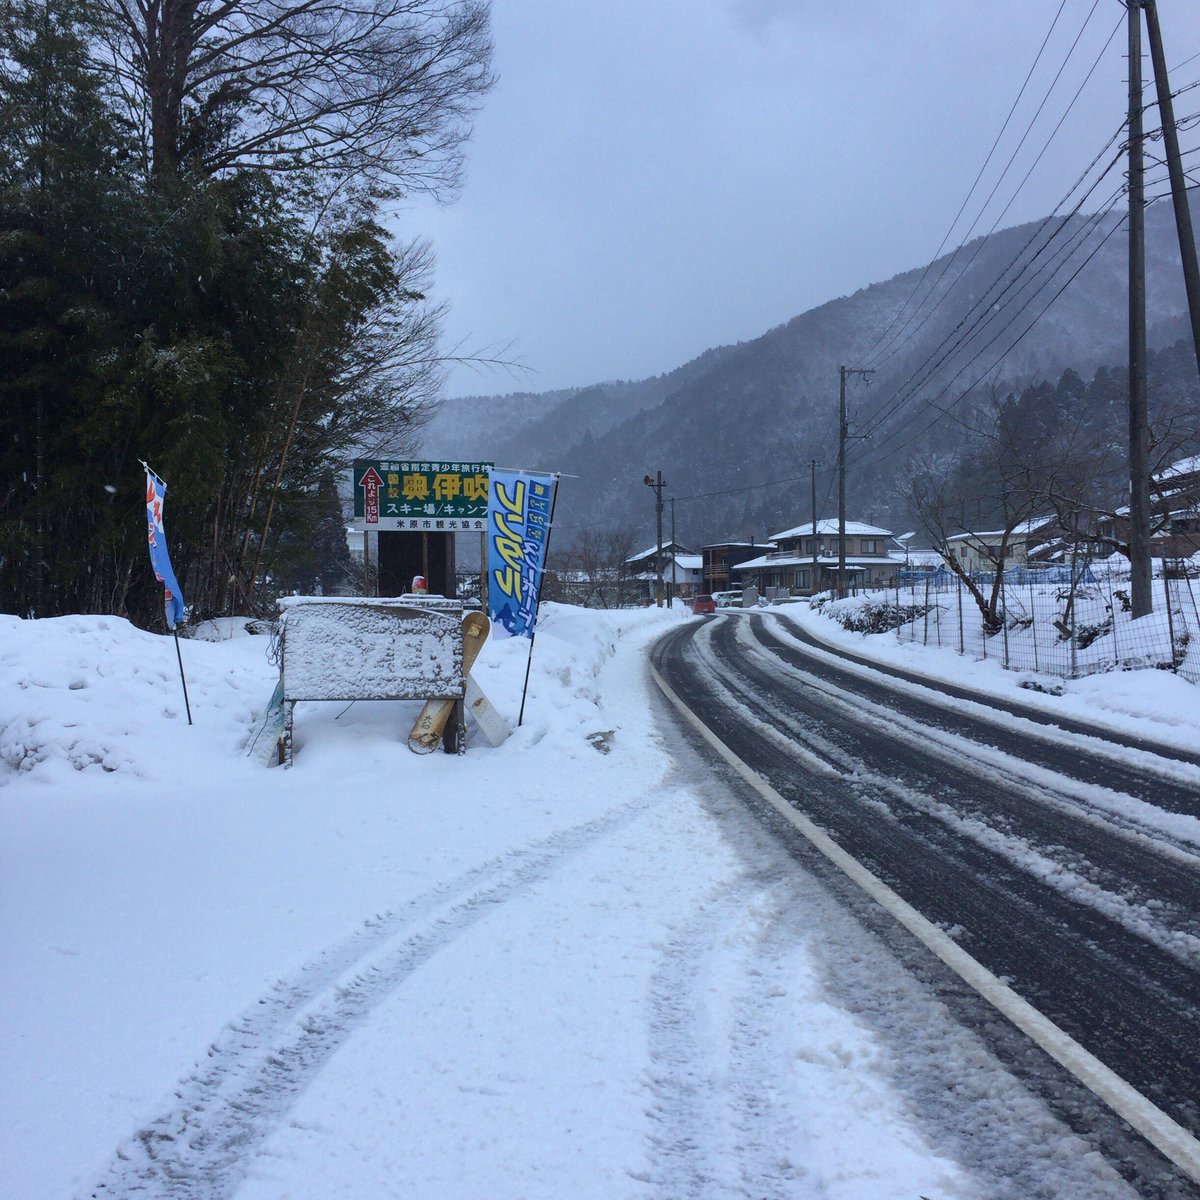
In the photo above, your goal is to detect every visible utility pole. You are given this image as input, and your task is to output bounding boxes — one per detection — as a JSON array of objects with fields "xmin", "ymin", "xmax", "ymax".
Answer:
[
  {"xmin": 643, "ymin": 471, "xmax": 666, "ymax": 607},
  {"xmin": 669, "ymin": 496, "xmax": 677, "ymax": 603},
  {"xmin": 1128, "ymin": 0, "xmax": 1152, "ymax": 618},
  {"xmin": 839, "ymin": 368, "xmax": 848, "ymax": 599},
  {"xmin": 1144, "ymin": 0, "xmax": 1200, "ymax": 376},
  {"xmin": 837, "ymin": 366, "xmax": 871, "ymax": 599},
  {"xmin": 810, "ymin": 459, "xmax": 818, "ymax": 595}
]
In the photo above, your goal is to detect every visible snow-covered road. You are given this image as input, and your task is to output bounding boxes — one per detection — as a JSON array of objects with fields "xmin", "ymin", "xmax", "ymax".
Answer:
[
  {"xmin": 2, "ymin": 604, "xmax": 1192, "ymax": 1198},
  {"xmin": 653, "ymin": 611, "xmax": 1200, "ymax": 1196}
]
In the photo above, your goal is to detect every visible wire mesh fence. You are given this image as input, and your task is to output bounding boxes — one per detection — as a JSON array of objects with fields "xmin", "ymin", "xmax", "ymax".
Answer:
[{"xmin": 889, "ymin": 562, "xmax": 1200, "ymax": 684}]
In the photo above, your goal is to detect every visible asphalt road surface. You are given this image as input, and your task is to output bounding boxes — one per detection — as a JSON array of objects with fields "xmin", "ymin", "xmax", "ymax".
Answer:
[{"xmin": 650, "ymin": 610, "xmax": 1200, "ymax": 1197}]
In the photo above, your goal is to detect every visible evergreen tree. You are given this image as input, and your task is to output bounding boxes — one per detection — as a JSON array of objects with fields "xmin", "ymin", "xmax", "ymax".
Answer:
[{"xmin": 0, "ymin": 0, "xmax": 141, "ymax": 616}]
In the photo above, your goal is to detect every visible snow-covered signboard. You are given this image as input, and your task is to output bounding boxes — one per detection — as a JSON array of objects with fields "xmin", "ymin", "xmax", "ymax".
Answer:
[
  {"xmin": 279, "ymin": 597, "xmax": 464, "ymax": 702},
  {"xmin": 350, "ymin": 459, "xmax": 492, "ymax": 531}
]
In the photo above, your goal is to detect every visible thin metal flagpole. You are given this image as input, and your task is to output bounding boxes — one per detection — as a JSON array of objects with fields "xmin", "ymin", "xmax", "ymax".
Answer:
[
  {"xmin": 518, "ymin": 474, "xmax": 561, "ymax": 727},
  {"xmin": 173, "ymin": 630, "xmax": 193, "ymax": 725}
]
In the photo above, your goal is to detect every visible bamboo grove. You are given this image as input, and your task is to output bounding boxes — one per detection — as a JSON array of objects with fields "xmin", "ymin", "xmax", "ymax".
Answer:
[{"xmin": 0, "ymin": 0, "xmax": 493, "ymax": 623}]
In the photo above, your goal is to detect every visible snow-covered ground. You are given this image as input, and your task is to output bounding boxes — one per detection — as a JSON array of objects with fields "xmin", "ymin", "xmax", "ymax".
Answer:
[
  {"xmin": 807, "ymin": 591, "xmax": 1200, "ymax": 754},
  {"xmin": 2, "ymin": 598, "xmax": 1192, "ymax": 1199}
]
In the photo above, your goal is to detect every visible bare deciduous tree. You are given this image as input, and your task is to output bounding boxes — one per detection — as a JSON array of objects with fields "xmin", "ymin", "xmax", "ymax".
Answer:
[
  {"xmin": 97, "ymin": 0, "xmax": 494, "ymax": 192},
  {"xmin": 556, "ymin": 528, "xmax": 638, "ymax": 609},
  {"xmin": 902, "ymin": 393, "xmax": 1086, "ymax": 633}
]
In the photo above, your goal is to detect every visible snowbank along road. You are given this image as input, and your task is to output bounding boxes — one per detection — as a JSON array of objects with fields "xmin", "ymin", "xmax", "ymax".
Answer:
[{"xmin": 650, "ymin": 610, "xmax": 1200, "ymax": 1199}]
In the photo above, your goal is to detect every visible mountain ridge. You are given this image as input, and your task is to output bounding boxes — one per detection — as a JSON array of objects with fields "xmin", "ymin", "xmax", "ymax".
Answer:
[{"xmin": 419, "ymin": 195, "xmax": 1200, "ymax": 548}]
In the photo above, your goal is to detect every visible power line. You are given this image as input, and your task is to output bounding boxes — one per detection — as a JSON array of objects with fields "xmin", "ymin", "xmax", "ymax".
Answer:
[
  {"xmin": 852, "ymin": 132, "xmax": 1129, "ymax": 444},
  {"xmin": 861, "ymin": 8, "xmax": 1123, "ymax": 379},
  {"xmin": 856, "ymin": 0, "xmax": 1073, "ymax": 370},
  {"xmin": 671, "ymin": 461, "xmax": 834, "ymax": 505},
  {"xmin": 845, "ymin": 210, "xmax": 1128, "ymax": 474},
  {"xmin": 854, "ymin": 69, "xmax": 1197, "ymax": 442},
  {"xmin": 852, "ymin": 196, "xmax": 1126, "ymax": 457}
]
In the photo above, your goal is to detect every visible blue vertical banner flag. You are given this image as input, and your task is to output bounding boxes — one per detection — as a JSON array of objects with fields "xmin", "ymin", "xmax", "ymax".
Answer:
[
  {"xmin": 144, "ymin": 465, "xmax": 186, "ymax": 629},
  {"xmin": 487, "ymin": 469, "xmax": 557, "ymax": 639}
]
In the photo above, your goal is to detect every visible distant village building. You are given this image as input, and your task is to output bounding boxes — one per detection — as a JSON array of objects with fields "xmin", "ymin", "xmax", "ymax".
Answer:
[
  {"xmin": 892, "ymin": 532, "xmax": 945, "ymax": 576},
  {"xmin": 941, "ymin": 515, "xmax": 1061, "ymax": 574},
  {"xmin": 625, "ymin": 541, "xmax": 703, "ymax": 602},
  {"xmin": 733, "ymin": 519, "xmax": 899, "ymax": 596},
  {"xmin": 702, "ymin": 541, "xmax": 769, "ymax": 594},
  {"xmin": 1098, "ymin": 455, "xmax": 1200, "ymax": 564}
]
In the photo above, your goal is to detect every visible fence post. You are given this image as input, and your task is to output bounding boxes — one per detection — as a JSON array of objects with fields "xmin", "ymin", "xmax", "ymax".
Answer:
[
  {"xmin": 1001, "ymin": 569, "xmax": 1010, "ymax": 669},
  {"xmin": 896, "ymin": 577, "xmax": 902, "ymax": 643},
  {"xmin": 1106, "ymin": 568, "xmax": 1120, "ymax": 671},
  {"xmin": 1184, "ymin": 572, "xmax": 1200, "ymax": 682},
  {"xmin": 1164, "ymin": 568, "xmax": 1178, "ymax": 672},
  {"xmin": 1186, "ymin": 569, "xmax": 1200, "ymax": 629},
  {"xmin": 957, "ymin": 580, "xmax": 965, "ymax": 656},
  {"xmin": 1070, "ymin": 569, "xmax": 1078, "ymax": 678},
  {"xmin": 923, "ymin": 575, "xmax": 930, "ymax": 646},
  {"xmin": 1029, "ymin": 574, "xmax": 1039, "ymax": 673}
]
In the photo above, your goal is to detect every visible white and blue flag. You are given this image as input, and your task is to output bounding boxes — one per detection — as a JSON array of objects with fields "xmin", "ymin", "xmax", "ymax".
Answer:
[{"xmin": 144, "ymin": 466, "xmax": 186, "ymax": 629}]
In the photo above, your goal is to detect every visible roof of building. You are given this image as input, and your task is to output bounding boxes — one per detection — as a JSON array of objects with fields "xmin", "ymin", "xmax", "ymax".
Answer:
[
  {"xmin": 626, "ymin": 541, "xmax": 692, "ymax": 564},
  {"xmin": 1159, "ymin": 455, "xmax": 1200, "ymax": 481},
  {"xmin": 896, "ymin": 548, "xmax": 946, "ymax": 567},
  {"xmin": 631, "ymin": 553, "xmax": 702, "ymax": 578},
  {"xmin": 944, "ymin": 515, "xmax": 1056, "ymax": 543},
  {"xmin": 770, "ymin": 518, "xmax": 893, "ymax": 540},
  {"xmin": 735, "ymin": 552, "xmax": 894, "ymax": 571}
]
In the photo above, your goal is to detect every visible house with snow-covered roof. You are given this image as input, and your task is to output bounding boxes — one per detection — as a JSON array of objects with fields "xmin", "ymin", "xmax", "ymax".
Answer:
[
  {"xmin": 732, "ymin": 518, "xmax": 899, "ymax": 597},
  {"xmin": 941, "ymin": 515, "xmax": 1061, "ymax": 575},
  {"xmin": 625, "ymin": 541, "xmax": 703, "ymax": 602},
  {"xmin": 701, "ymin": 540, "xmax": 771, "ymax": 593},
  {"xmin": 1096, "ymin": 455, "xmax": 1200, "ymax": 564}
]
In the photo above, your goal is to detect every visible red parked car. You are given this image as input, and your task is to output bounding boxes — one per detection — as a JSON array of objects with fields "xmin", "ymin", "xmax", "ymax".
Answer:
[{"xmin": 691, "ymin": 593, "xmax": 717, "ymax": 615}]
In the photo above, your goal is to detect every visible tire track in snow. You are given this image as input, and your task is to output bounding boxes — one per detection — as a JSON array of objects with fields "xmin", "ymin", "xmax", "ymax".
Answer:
[
  {"xmin": 712, "ymin": 616, "xmax": 1200, "ymax": 961},
  {"xmin": 686, "ymin": 757, "xmax": 1150, "ymax": 1200},
  {"xmin": 82, "ymin": 800, "xmax": 653, "ymax": 1200},
  {"xmin": 641, "ymin": 870, "xmax": 815, "ymax": 1200},
  {"xmin": 710, "ymin": 620, "xmax": 1200, "ymax": 970},
  {"xmin": 641, "ymin": 873, "xmax": 760, "ymax": 1199},
  {"xmin": 650, "ymin": 616, "xmax": 1200, "ymax": 1184}
]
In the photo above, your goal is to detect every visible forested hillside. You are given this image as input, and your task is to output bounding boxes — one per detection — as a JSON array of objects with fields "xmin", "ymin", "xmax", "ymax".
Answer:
[{"xmin": 424, "ymin": 195, "xmax": 1200, "ymax": 550}]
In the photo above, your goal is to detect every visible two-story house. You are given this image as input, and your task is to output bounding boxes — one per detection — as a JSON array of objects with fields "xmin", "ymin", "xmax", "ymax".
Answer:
[{"xmin": 732, "ymin": 519, "xmax": 898, "ymax": 596}]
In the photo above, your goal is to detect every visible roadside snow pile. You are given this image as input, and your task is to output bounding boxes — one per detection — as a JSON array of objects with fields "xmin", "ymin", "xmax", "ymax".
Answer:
[
  {"xmin": 779, "ymin": 598, "xmax": 1200, "ymax": 753},
  {"xmin": 811, "ymin": 592, "xmax": 930, "ymax": 634},
  {"xmin": 0, "ymin": 614, "xmax": 267, "ymax": 780},
  {"xmin": 0, "ymin": 602, "xmax": 688, "ymax": 789}
]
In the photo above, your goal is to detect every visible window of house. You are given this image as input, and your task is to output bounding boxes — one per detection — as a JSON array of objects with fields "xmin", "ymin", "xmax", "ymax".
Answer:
[
  {"xmin": 860, "ymin": 538, "xmax": 878, "ymax": 554},
  {"xmin": 805, "ymin": 539, "xmax": 815, "ymax": 554}
]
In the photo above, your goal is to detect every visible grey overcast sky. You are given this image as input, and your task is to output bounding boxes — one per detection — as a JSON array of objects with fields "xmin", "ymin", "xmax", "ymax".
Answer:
[{"xmin": 400, "ymin": 0, "xmax": 1200, "ymax": 399}]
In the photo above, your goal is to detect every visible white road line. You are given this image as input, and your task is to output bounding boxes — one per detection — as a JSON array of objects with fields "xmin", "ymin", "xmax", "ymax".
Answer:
[{"xmin": 650, "ymin": 658, "xmax": 1200, "ymax": 1187}]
